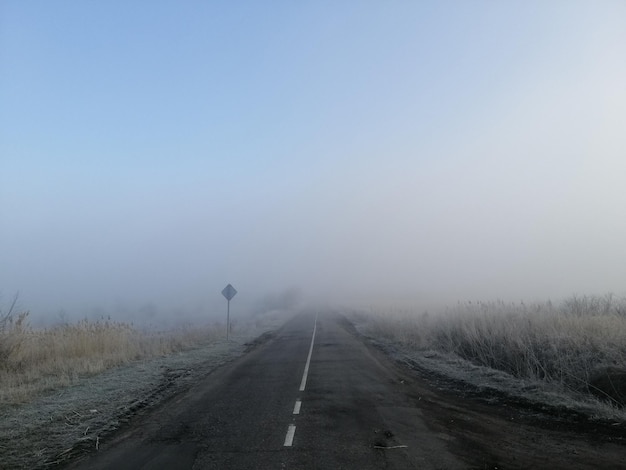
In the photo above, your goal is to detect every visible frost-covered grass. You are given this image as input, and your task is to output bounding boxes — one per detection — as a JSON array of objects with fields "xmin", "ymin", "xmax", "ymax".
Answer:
[
  {"xmin": 0, "ymin": 306, "xmax": 224, "ymax": 404},
  {"xmin": 0, "ymin": 332, "xmax": 252, "ymax": 469},
  {"xmin": 358, "ymin": 294, "xmax": 626, "ymax": 405}
]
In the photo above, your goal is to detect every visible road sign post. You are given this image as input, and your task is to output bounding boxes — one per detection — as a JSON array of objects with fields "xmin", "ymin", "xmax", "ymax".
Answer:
[{"xmin": 221, "ymin": 284, "xmax": 237, "ymax": 340}]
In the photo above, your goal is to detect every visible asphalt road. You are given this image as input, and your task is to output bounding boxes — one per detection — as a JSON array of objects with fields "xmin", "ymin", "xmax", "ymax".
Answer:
[
  {"xmin": 64, "ymin": 312, "xmax": 463, "ymax": 469},
  {"xmin": 64, "ymin": 312, "xmax": 626, "ymax": 470}
]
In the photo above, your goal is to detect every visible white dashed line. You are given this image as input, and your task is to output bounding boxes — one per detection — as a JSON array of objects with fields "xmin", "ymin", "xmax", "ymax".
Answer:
[
  {"xmin": 284, "ymin": 424, "xmax": 296, "ymax": 446},
  {"xmin": 299, "ymin": 313, "xmax": 318, "ymax": 392},
  {"xmin": 284, "ymin": 314, "xmax": 318, "ymax": 448}
]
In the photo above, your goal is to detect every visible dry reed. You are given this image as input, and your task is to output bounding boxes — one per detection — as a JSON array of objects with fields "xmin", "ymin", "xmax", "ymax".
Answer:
[
  {"xmin": 0, "ymin": 305, "xmax": 222, "ymax": 404},
  {"xmin": 361, "ymin": 294, "xmax": 626, "ymax": 402}
]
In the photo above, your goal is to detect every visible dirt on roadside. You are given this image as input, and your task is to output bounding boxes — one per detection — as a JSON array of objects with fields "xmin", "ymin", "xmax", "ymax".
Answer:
[
  {"xmin": 399, "ymin": 359, "xmax": 626, "ymax": 469},
  {"xmin": 348, "ymin": 317, "xmax": 626, "ymax": 470}
]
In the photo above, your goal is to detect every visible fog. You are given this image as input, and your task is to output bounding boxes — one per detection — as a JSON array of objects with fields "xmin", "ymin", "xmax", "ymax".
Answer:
[{"xmin": 2, "ymin": 2, "xmax": 625, "ymax": 323}]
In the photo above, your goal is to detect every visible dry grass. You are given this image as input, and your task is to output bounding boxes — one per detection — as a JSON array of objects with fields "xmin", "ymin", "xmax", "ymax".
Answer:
[
  {"xmin": 0, "ymin": 303, "xmax": 224, "ymax": 404},
  {"xmin": 359, "ymin": 294, "xmax": 626, "ymax": 405}
]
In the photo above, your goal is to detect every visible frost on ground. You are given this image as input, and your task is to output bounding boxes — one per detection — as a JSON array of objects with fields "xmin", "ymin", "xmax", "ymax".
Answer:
[
  {"xmin": 0, "ymin": 326, "xmax": 276, "ymax": 470},
  {"xmin": 347, "ymin": 313, "xmax": 626, "ymax": 424}
]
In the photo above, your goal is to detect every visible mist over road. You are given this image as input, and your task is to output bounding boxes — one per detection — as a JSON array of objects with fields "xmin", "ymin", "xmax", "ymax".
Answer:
[
  {"xmin": 64, "ymin": 313, "xmax": 626, "ymax": 470},
  {"xmin": 64, "ymin": 313, "xmax": 461, "ymax": 469}
]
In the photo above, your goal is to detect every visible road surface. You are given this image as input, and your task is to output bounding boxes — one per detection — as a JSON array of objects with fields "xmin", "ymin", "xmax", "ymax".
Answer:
[{"xmin": 64, "ymin": 312, "xmax": 626, "ymax": 469}]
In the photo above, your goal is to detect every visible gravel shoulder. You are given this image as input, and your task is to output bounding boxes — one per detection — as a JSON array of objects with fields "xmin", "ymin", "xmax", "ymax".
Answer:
[{"xmin": 0, "ymin": 329, "xmax": 276, "ymax": 470}]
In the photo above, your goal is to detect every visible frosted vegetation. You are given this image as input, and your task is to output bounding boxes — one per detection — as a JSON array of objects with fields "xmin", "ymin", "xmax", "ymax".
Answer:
[
  {"xmin": 0, "ymin": 296, "xmax": 231, "ymax": 404},
  {"xmin": 2, "ymin": 292, "xmax": 625, "ymax": 414},
  {"xmin": 357, "ymin": 294, "xmax": 626, "ymax": 411}
]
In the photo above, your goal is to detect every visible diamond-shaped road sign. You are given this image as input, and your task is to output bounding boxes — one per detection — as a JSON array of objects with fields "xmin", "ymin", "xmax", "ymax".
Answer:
[{"xmin": 221, "ymin": 284, "xmax": 237, "ymax": 301}]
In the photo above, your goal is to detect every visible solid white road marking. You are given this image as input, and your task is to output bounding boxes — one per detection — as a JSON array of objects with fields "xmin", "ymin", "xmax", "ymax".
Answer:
[
  {"xmin": 284, "ymin": 424, "xmax": 296, "ymax": 446},
  {"xmin": 299, "ymin": 313, "xmax": 318, "ymax": 392},
  {"xmin": 293, "ymin": 400, "xmax": 301, "ymax": 415}
]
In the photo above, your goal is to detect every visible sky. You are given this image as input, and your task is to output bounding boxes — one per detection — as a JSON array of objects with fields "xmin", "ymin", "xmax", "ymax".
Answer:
[{"xmin": 1, "ymin": 1, "xmax": 626, "ymax": 321}]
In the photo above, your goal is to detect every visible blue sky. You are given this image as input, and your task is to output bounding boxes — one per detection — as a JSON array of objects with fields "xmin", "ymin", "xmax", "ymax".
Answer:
[{"xmin": 1, "ymin": 1, "xmax": 625, "ymax": 319}]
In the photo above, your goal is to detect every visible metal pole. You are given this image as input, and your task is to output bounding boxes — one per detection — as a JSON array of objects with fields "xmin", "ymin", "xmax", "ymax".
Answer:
[{"xmin": 226, "ymin": 299, "xmax": 230, "ymax": 341}]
